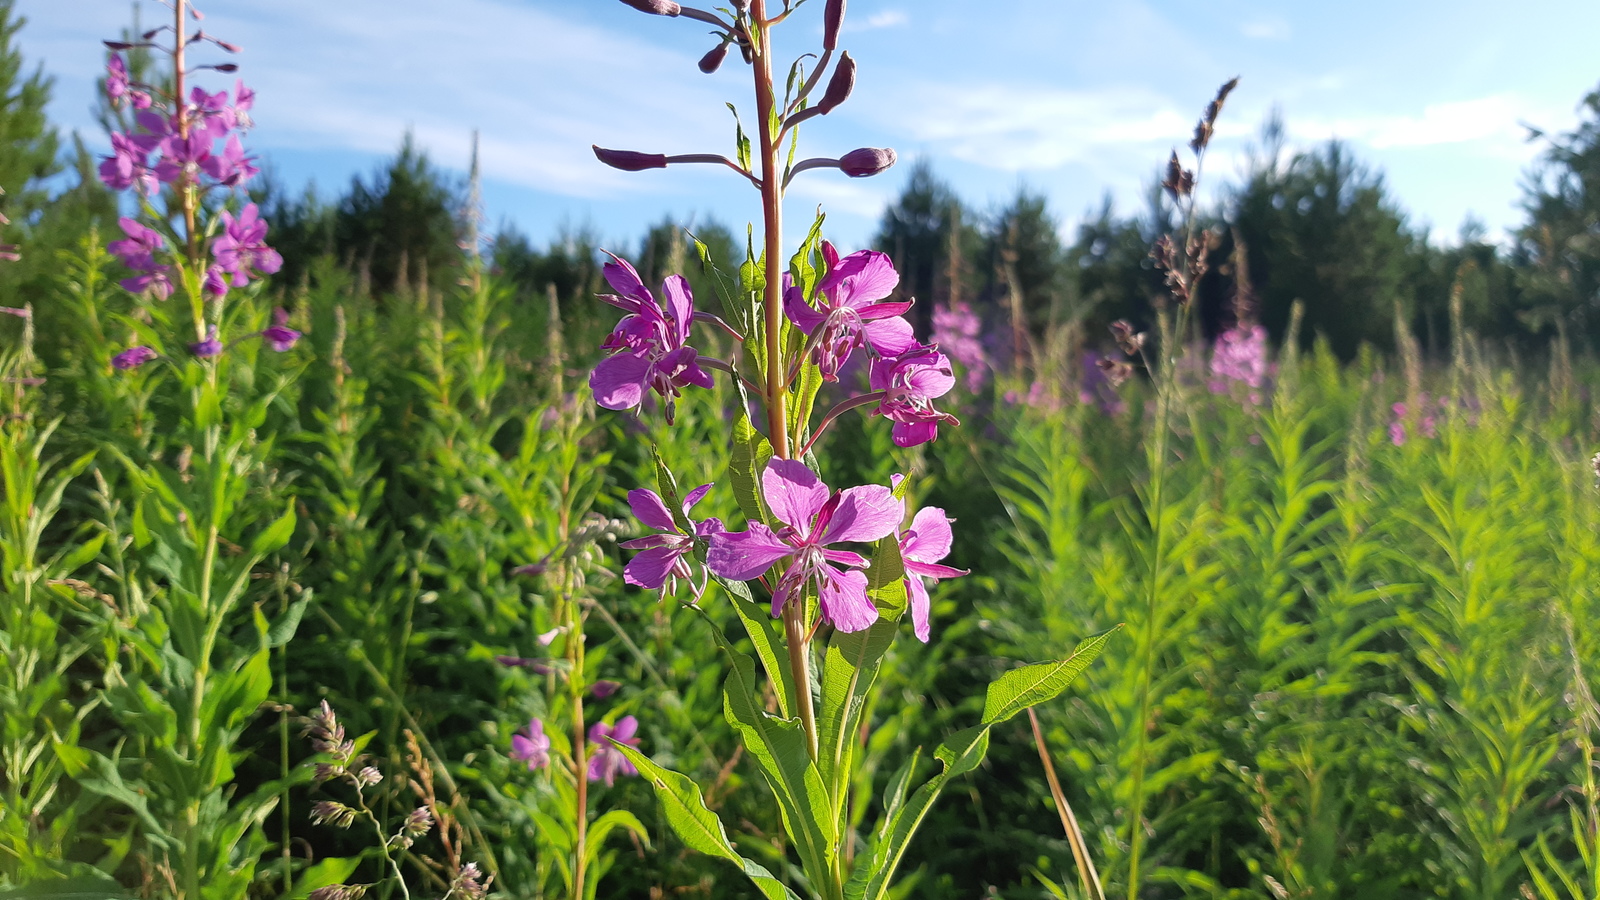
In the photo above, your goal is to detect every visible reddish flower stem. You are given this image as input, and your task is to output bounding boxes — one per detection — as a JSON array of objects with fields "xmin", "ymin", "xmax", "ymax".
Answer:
[{"xmin": 751, "ymin": 0, "xmax": 817, "ymax": 759}]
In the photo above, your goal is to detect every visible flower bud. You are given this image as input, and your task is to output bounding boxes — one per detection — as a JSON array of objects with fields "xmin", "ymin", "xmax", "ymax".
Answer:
[
  {"xmin": 699, "ymin": 41, "xmax": 730, "ymax": 74},
  {"xmin": 816, "ymin": 51, "xmax": 855, "ymax": 114},
  {"xmin": 619, "ymin": 0, "xmax": 681, "ymax": 14},
  {"xmin": 839, "ymin": 147, "xmax": 896, "ymax": 178},
  {"xmin": 822, "ymin": 0, "xmax": 846, "ymax": 50},
  {"xmin": 593, "ymin": 145, "xmax": 668, "ymax": 172}
]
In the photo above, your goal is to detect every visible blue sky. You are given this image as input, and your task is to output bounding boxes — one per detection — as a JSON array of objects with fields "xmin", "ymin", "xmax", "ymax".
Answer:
[{"xmin": 17, "ymin": 0, "xmax": 1600, "ymax": 254}]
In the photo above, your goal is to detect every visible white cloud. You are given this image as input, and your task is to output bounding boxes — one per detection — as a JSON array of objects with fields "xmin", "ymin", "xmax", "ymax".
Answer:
[
  {"xmin": 1290, "ymin": 93, "xmax": 1552, "ymax": 159},
  {"xmin": 22, "ymin": 0, "xmax": 739, "ymax": 200},
  {"xmin": 1241, "ymin": 17, "xmax": 1291, "ymax": 40},
  {"xmin": 881, "ymin": 81, "xmax": 1191, "ymax": 172},
  {"xmin": 853, "ymin": 10, "xmax": 909, "ymax": 31}
]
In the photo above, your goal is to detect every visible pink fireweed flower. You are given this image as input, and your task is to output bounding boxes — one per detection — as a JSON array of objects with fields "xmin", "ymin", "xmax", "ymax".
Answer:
[
  {"xmin": 931, "ymin": 300, "xmax": 989, "ymax": 391},
  {"xmin": 99, "ymin": 132, "xmax": 157, "ymax": 194},
  {"xmin": 1208, "ymin": 324, "xmax": 1269, "ymax": 405},
  {"xmin": 189, "ymin": 326, "xmax": 223, "ymax": 359},
  {"xmin": 202, "ymin": 265, "xmax": 230, "ymax": 300},
  {"xmin": 232, "ymin": 79, "xmax": 256, "ymax": 129},
  {"xmin": 112, "ymin": 345, "xmax": 157, "ymax": 371},
  {"xmin": 212, "ymin": 204, "xmax": 282, "ymax": 287},
  {"xmin": 707, "ymin": 459, "xmax": 902, "ymax": 633},
  {"xmin": 153, "ymin": 130, "xmax": 218, "ymax": 186},
  {"xmin": 896, "ymin": 505, "xmax": 968, "ymax": 643},
  {"xmin": 510, "ymin": 718, "xmax": 551, "ymax": 771},
  {"xmin": 261, "ymin": 308, "xmax": 301, "ymax": 352},
  {"xmin": 203, "ymin": 133, "xmax": 259, "ymax": 187},
  {"xmin": 589, "ymin": 253, "xmax": 713, "ymax": 419},
  {"xmin": 784, "ymin": 243, "xmax": 916, "ymax": 382},
  {"xmin": 869, "ymin": 347, "xmax": 960, "ymax": 447},
  {"xmin": 105, "ymin": 54, "xmax": 130, "ymax": 106},
  {"xmin": 587, "ymin": 716, "xmax": 641, "ymax": 785},
  {"xmin": 107, "ymin": 218, "xmax": 173, "ymax": 299},
  {"xmin": 620, "ymin": 484, "xmax": 723, "ymax": 595}
]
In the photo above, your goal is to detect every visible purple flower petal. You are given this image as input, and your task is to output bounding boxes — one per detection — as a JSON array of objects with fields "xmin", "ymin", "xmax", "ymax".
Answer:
[
  {"xmin": 661, "ymin": 274, "xmax": 694, "ymax": 344},
  {"xmin": 784, "ymin": 284, "xmax": 827, "ymax": 334},
  {"xmin": 902, "ymin": 507, "xmax": 954, "ymax": 564},
  {"xmin": 602, "ymin": 252, "xmax": 654, "ymax": 310},
  {"xmin": 590, "ymin": 350, "xmax": 651, "ymax": 410},
  {"xmin": 907, "ymin": 575, "xmax": 931, "ymax": 643},
  {"xmin": 862, "ymin": 316, "xmax": 917, "ymax": 357},
  {"xmin": 624, "ymin": 546, "xmax": 682, "ymax": 590},
  {"xmin": 611, "ymin": 715, "xmax": 639, "ymax": 742},
  {"xmin": 762, "ymin": 459, "xmax": 828, "ymax": 533},
  {"xmin": 682, "ymin": 483, "xmax": 713, "ymax": 513},
  {"xmin": 818, "ymin": 567, "xmax": 877, "ymax": 632},
  {"xmin": 822, "ymin": 250, "xmax": 899, "ymax": 307},
  {"xmin": 628, "ymin": 489, "xmax": 677, "ymax": 531},
  {"xmin": 706, "ymin": 523, "xmax": 795, "ymax": 581},
  {"xmin": 818, "ymin": 484, "xmax": 901, "ymax": 545},
  {"xmin": 891, "ymin": 419, "xmax": 940, "ymax": 447}
]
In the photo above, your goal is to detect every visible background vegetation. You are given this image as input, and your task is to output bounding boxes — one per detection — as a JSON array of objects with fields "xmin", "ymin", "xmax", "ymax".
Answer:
[{"xmin": 2, "ymin": 3, "xmax": 1600, "ymax": 897}]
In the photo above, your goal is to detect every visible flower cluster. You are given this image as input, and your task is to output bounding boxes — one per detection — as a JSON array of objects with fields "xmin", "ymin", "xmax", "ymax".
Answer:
[
  {"xmin": 589, "ymin": 254, "xmax": 713, "ymax": 422},
  {"xmin": 508, "ymin": 713, "xmax": 642, "ymax": 785},
  {"xmin": 100, "ymin": 76, "xmax": 258, "ymax": 197},
  {"xmin": 931, "ymin": 300, "xmax": 989, "ymax": 392},
  {"xmin": 1390, "ymin": 393, "xmax": 1446, "ymax": 446},
  {"xmin": 1208, "ymin": 324, "xmax": 1269, "ymax": 405},
  {"xmin": 98, "ymin": 17, "xmax": 292, "ymax": 367},
  {"xmin": 592, "ymin": 245, "xmax": 968, "ymax": 641}
]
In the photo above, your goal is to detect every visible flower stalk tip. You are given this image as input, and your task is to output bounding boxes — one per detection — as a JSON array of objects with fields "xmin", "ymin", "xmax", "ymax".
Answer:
[
  {"xmin": 815, "ymin": 51, "xmax": 856, "ymax": 115},
  {"xmin": 822, "ymin": 0, "xmax": 846, "ymax": 50},
  {"xmin": 840, "ymin": 146, "xmax": 896, "ymax": 177},
  {"xmin": 619, "ymin": 0, "xmax": 682, "ymax": 15},
  {"xmin": 593, "ymin": 145, "xmax": 669, "ymax": 171}
]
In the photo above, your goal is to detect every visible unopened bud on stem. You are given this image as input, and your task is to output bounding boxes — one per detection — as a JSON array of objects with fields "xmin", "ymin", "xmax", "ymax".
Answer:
[
  {"xmin": 816, "ymin": 51, "xmax": 855, "ymax": 114},
  {"xmin": 823, "ymin": 0, "xmax": 846, "ymax": 50},
  {"xmin": 839, "ymin": 146, "xmax": 896, "ymax": 177},
  {"xmin": 619, "ymin": 0, "xmax": 681, "ymax": 15},
  {"xmin": 699, "ymin": 40, "xmax": 730, "ymax": 73},
  {"xmin": 593, "ymin": 146, "xmax": 669, "ymax": 171}
]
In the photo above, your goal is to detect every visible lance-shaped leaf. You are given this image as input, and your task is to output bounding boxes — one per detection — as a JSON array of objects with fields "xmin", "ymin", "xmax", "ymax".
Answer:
[
  {"xmin": 981, "ymin": 626, "xmax": 1121, "ymax": 725},
  {"xmin": 730, "ymin": 404, "xmax": 774, "ymax": 527},
  {"xmin": 844, "ymin": 725, "xmax": 992, "ymax": 900},
  {"xmin": 583, "ymin": 809, "xmax": 652, "ymax": 874},
  {"xmin": 711, "ymin": 574, "xmax": 797, "ymax": 719},
  {"xmin": 614, "ymin": 744, "xmax": 801, "ymax": 900},
  {"xmin": 818, "ymin": 527, "xmax": 909, "ymax": 807},
  {"xmin": 693, "ymin": 606, "xmax": 835, "ymax": 883}
]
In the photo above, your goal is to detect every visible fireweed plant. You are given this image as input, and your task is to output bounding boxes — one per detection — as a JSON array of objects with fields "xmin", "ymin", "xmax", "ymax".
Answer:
[
  {"xmin": 584, "ymin": 2, "xmax": 1115, "ymax": 898},
  {"xmin": 75, "ymin": 3, "xmax": 306, "ymax": 898}
]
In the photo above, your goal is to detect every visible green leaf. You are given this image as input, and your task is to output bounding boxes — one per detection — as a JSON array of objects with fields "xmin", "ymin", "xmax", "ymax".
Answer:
[
  {"xmin": 713, "ymin": 576, "xmax": 796, "ymax": 719},
  {"xmin": 981, "ymin": 626, "xmax": 1121, "ymax": 725},
  {"xmin": 817, "ymin": 618, "xmax": 895, "ymax": 806},
  {"xmin": 583, "ymin": 809, "xmax": 651, "ymax": 873},
  {"xmin": 264, "ymin": 595, "xmax": 311, "ymax": 649},
  {"xmin": 0, "ymin": 875, "xmax": 131, "ymax": 899},
  {"xmin": 845, "ymin": 727, "xmax": 992, "ymax": 900},
  {"xmin": 692, "ymin": 607, "xmax": 834, "ymax": 883},
  {"xmin": 612, "ymin": 744, "xmax": 801, "ymax": 900},
  {"xmin": 279, "ymin": 856, "xmax": 361, "ymax": 900},
  {"xmin": 248, "ymin": 501, "xmax": 297, "ymax": 559},
  {"xmin": 730, "ymin": 413, "xmax": 773, "ymax": 527},
  {"xmin": 650, "ymin": 448, "xmax": 692, "ymax": 533},
  {"xmin": 690, "ymin": 229, "xmax": 750, "ymax": 337}
]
